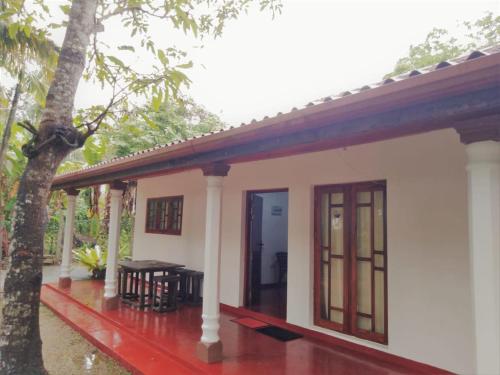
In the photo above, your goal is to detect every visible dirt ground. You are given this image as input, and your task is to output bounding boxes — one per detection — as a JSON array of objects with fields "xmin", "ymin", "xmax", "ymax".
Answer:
[
  {"xmin": 39, "ymin": 305, "xmax": 131, "ymax": 375},
  {"xmin": 0, "ymin": 267, "xmax": 131, "ymax": 375}
]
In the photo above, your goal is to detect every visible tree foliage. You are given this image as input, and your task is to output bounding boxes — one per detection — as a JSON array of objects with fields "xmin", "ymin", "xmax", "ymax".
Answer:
[
  {"xmin": 0, "ymin": 13, "xmax": 59, "ymax": 105},
  {"xmin": 0, "ymin": 0, "xmax": 281, "ymax": 371},
  {"xmin": 102, "ymin": 99, "xmax": 224, "ymax": 158},
  {"xmin": 387, "ymin": 11, "xmax": 499, "ymax": 77},
  {"xmin": 0, "ymin": 107, "xmax": 30, "ymax": 254},
  {"xmin": 44, "ymin": 98, "xmax": 224, "ymax": 261},
  {"xmin": 53, "ymin": 0, "xmax": 282, "ymax": 142},
  {"xmin": 0, "ymin": 7, "xmax": 60, "ymax": 258}
]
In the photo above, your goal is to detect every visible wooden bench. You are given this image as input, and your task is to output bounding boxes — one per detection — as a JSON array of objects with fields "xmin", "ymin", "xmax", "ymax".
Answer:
[{"xmin": 152, "ymin": 274, "xmax": 180, "ymax": 312}]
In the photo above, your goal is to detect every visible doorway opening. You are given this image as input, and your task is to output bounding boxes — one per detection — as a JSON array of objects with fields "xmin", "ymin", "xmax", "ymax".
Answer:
[{"xmin": 245, "ymin": 189, "xmax": 289, "ymax": 320}]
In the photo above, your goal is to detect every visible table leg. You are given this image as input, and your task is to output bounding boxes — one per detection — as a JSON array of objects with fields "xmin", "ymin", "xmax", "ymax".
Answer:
[
  {"xmin": 140, "ymin": 271, "xmax": 146, "ymax": 309},
  {"xmin": 121, "ymin": 269, "xmax": 127, "ymax": 299},
  {"xmin": 148, "ymin": 271, "xmax": 154, "ymax": 301},
  {"xmin": 117, "ymin": 270, "xmax": 122, "ymax": 296},
  {"xmin": 134, "ymin": 272, "xmax": 139, "ymax": 296}
]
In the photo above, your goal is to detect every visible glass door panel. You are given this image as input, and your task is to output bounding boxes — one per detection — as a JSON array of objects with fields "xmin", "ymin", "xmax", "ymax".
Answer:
[
  {"xmin": 352, "ymin": 187, "xmax": 386, "ymax": 341},
  {"xmin": 374, "ymin": 191, "xmax": 385, "ymax": 251},
  {"xmin": 320, "ymin": 262, "xmax": 329, "ymax": 319},
  {"xmin": 331, "ymin": 207, "xmax": 344, "ymax": 255},
  {"xmin": 317, "ymin": 188, "xmax": 346, "ymax": 329},
  {"xmin": 374, "ymin": 270, "xmax": 385, "ymax": 334},
  {"xmin": 356, "ymin": 261, "xmax": 372, "ymax": 316},
  {"xmin": 356, "ymin": 206, "xmax": 372, "ymax": 258},
  {"xmin": 331, "ymin": 258, "xmax": 344, "ymax": 311}
]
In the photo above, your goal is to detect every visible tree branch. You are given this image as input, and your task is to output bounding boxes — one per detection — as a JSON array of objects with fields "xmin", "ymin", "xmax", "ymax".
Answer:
[
  {"xmin": 79, "ymin": 81, "xmax": 129, "ymax": 139},
  {"xmin": 97, "ymin": 1, "xmax": 169, "ymax": 24},
  {"xmin": 18, "ymin": 120, "xmax": 39, "ymax": 136}
]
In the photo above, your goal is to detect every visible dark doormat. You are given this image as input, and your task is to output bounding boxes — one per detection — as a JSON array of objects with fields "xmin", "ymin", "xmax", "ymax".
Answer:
[{"xmin": 255, "ymin": 325, "xmax": 303, "ymax": 342}]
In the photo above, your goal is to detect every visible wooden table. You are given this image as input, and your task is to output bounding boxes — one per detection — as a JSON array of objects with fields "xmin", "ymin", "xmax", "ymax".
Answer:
[{"xmin": 118, "ymin": 260, "xmax": 184, "ymax": 309}]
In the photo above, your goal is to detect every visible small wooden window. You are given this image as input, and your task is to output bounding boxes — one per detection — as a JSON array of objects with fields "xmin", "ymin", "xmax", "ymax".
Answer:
[{"xmin": 145, "ymin": 196, "xmax": 183, "ymax": 235}]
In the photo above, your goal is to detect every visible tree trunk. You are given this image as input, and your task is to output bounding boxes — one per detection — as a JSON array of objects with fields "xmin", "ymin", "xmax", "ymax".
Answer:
[
  {"xmin": 0, "ymin": 175, "xmax": 8, "ymax": 260},
  {"xmin": 0, "ymin": 0, "xmax": 97, "ymax": 373},
  {"xmin": 0, "ymin": 72, "xmax": 23, "ymax": 172},
  {"xmin": 0, "ymin": 150, "xmax": 64, "ymax": 374}
]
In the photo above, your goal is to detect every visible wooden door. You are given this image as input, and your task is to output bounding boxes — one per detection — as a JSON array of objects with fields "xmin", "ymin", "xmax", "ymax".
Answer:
[
  {"xmin": 248, "ymin": 194, "xmax": 263, "ymax": 305},
  {"xmin": 314, "ymin": 181, "xmax": 387, "ymax": 344}
]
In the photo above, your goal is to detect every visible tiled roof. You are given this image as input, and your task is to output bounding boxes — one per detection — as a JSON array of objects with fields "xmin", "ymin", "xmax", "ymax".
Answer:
[{"xmin": 56, "ymin": 45, "xmax": 500, "ymax": 180}]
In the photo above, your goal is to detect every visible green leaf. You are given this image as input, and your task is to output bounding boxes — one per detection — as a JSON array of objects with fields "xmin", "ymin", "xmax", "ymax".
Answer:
[
  {"xmin": 108, "ymin": 55, "xmax": 126, "ymax": 68},
  {"xmin": 0, "ymin": 10, "xmax": 17, "ymax": 20},
  {"xmin": 176, "ymin": 61, "xmax": 193, "ymax": 69},
  {"xmin": 82, "ymin": 136, "xmax": 107, "ymax": 165},
  {"xmin": 151, "ymin": 90, "xmax": 163, "ymax": 111},
  {"xmin": 59, "ymin": 4, "xmax": 70, "ymax": 14},
  {"xmin": 23, "ymin": 24, "xmax": 32, "ymax": 37},
  {"xmin": 140, "ymin": 113, "xmax": 159, "ymax": 129},
  {"xmin": 8, "ymin": 23, "xmax": 18, "ymax": 39},
  {"xmin": 48, "ymin": 22, "xmax": 64, "ymax": 29},
  {"xmin": 190, "ymin": 19, "xmax": 198, "ymax": 37},
  {"xmin": 118, "ymin": 45, "xmax": 135, "ymax": 52},
  {"xmin": 157, "ymin": 50, "xmax": 168, "ymax": 65}
]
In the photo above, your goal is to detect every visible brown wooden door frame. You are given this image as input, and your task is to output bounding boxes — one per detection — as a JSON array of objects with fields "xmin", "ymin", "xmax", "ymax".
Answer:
[
  {"xmin": 248, "ymin": 194, "xmax": 263, "ymax": 306},
  {"xmin": 313, "ymin": 184, "xmax": 351, "ymax": 333},
  {"xmin": 313, "ymin": 181, "xmax": 388, "ymax": 344},
  {"xmin": 243, "ymin": 188, "xmax": 289, "ymax": 312}
]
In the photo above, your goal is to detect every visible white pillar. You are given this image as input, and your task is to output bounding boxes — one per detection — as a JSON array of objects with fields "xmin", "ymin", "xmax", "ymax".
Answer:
[
  {"xmin": 102, "ymin": 186, "xmax": 124, "ymax": 309},
  {"xmin": 58, "ymin": 190, "xmax": 78, "ymax": 288},
  {"xmin": 201, "ymin": 176, "xmax": 223, "ymax": 343},
  {"xmin": 466, "ymin": 140, "xmax": 500, "ymax": 375},
  {"xmin": 197, "ymin": 163, "xmax": 229, "ymax": 363}
]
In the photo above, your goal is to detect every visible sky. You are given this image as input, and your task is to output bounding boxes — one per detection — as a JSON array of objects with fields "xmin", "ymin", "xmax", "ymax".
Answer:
[
  {"xmin": 9, "ymin": 0, "xmax": 500, "ymax": 126},
  {"xmin": 168, "ymin": 0, "xmax": 498, "ymax": 126}
]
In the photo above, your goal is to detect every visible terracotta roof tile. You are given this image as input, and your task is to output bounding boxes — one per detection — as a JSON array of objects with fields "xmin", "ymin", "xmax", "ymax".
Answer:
[
  {"xmin": 55, "ymin": 45, "xmax": 499, "ymax": 180},
  {"xmin": 467, "ymin": 50, "xmax": 485, "ymax": 60},
  {"xmin": 436, "ymin": 61, "xmax": 452, "ymax": 69}
]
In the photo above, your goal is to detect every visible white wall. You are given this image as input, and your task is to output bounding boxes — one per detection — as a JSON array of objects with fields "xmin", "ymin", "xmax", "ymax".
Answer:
[
  {"xmin": 133, "ymin": 170, "xmax": 207, "ymax": 271},
  {"xmin": 257, "ymin": 192, "xmax": 288, "ymax": 285},
  {"xmin": 132, "ymin": 129, "xmax": 474, "ymax": 374}
]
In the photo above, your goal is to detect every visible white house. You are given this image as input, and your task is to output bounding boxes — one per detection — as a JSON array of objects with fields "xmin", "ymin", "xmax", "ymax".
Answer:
[{"xmin": 52, "ymin": 45, "xmax": 500, "ymax": 374}]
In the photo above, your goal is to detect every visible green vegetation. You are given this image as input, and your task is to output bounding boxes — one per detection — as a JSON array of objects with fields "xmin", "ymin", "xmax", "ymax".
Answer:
[
  {"xmin": 43, "ymin": 100, "xmax": 224, "ymax": 262},
  {"xmin": 0, "ymin": 18, "xmax": 58, "ymax": 257},
  {"xmin": 0, "ymin": 2, "xmax": 496, "ymax": 370},
  {"xmin": 2, "ymin": 10, "xmax": 498, "ymax": 263},
  {"xmin": 73, "ymin": 246, "xmax": 107, "ymax": 279},
  {"xmin": 386, "ymin": 11, "xmax": 499, "ymax": 77},
  {"xmin": 0, "ymin": 0, "xmax": 283, "ymax": 369}
]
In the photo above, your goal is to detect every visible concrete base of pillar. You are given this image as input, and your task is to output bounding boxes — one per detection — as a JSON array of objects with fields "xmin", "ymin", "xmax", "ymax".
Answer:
[
  {"xmin": 101, "ymin": 296, "xmax": 119, "ymax": 311},
  {"xmin": 58, "ymin": 277, "xmax": 72, "ymax": 289},
  {"xmin": 196, "ymin": 341, "xmax": 223, "ymax": 363}
]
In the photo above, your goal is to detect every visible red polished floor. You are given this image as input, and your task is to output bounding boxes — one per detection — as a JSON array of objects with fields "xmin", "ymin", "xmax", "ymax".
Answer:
[{"xmin": 41, "ymin": 280, "xmax": 436, "ymax": 375}]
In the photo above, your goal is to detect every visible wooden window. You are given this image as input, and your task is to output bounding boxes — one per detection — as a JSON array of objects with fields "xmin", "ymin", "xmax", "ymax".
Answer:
[
  {"xmin": 314, "ymin": 181, "xmax": 387, "ymax": 344},
  {"xmin": 145, "ymin": 196, "xmax": 183, "ymax": 235}
]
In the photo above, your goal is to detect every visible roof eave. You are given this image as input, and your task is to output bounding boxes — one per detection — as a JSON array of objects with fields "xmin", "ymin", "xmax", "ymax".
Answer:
[{"xmin": 52, "ymin": 50, "xmax": 500, "ymax": 190}]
